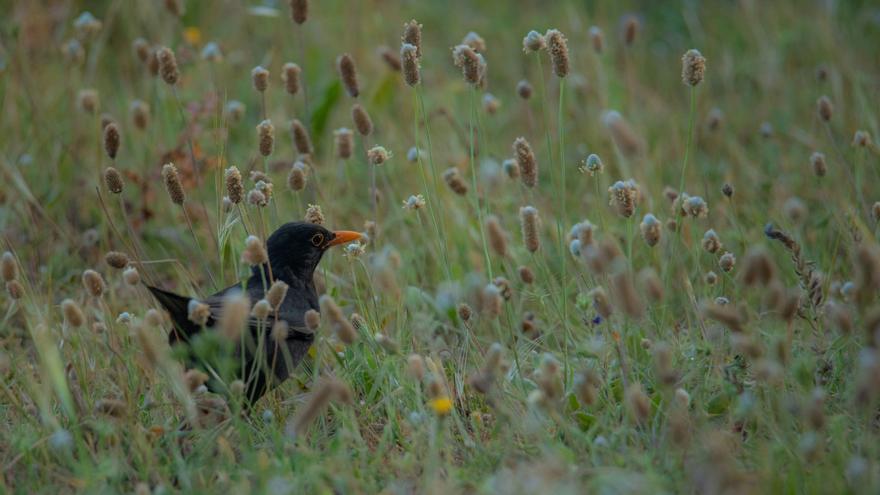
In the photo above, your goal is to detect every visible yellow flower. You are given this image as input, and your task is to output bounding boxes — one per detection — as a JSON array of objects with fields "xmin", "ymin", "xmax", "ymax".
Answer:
[
  {"xmin": 429, "ymin": 396, "xmax": 453, "ymax": 416},
  {"xmin": 183, "ymin": 27, "xmax": 202, "ymax": 46}
]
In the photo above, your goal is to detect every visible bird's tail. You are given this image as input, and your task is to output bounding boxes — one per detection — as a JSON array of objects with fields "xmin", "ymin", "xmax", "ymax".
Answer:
[{"xmin": 146, "ymin": 285, "xmax": 203, "ymax": 344}]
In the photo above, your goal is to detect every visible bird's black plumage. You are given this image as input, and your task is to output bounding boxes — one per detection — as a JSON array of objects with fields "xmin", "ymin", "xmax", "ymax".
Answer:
[{"xmin": 146, "ymin": 221, "xmax": 361, "ymax": 403}]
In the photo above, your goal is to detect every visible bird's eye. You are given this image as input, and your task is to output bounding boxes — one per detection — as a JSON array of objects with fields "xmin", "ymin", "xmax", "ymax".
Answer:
[{"xmin": 310, "ymin": 233, "xmax": 324, "ymax": 246}]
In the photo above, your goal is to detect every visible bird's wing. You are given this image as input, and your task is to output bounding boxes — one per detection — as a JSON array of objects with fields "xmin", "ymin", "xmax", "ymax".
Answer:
[
  {"xmin": 146, "ymin": 285, "xmax": 210, "ymax": 344},
  {"xmin": 202, "ymin": 294, "xmax": 314, "ymax": 341}
]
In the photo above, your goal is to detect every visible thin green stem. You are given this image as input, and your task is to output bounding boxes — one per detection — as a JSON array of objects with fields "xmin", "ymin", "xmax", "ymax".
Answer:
[{"xmin": 467, "ymin": 86, "xmax": 493, "ymax": 279}]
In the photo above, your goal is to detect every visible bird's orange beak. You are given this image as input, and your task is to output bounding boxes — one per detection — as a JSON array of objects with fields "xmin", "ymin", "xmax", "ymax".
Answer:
[{"xmin": 327, "ymin": 230, "xmax": 362, "ymax": 247}]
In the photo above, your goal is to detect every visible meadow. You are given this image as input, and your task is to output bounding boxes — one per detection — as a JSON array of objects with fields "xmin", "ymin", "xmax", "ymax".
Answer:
[{"xmin": 1, "ymin": 0, "xmax": 880, "ymax": 493}]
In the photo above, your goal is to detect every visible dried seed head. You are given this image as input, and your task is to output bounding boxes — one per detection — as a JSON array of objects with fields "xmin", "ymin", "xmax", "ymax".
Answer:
[
  {"xmin": 351, "ymin": 104, "xmax": 373, "ymax": 136},
  {"xmin": 133, "ymin": 38, "xmax": 150, "ymax": 62},
  {"xmin": 742, "ymin": 246, "xmax": 776, "ymax": 287},
  {"xmin": 640, "ymin": 213, "xmax": 661, "ymax": 247},
  {"xmin": 681, "ymin": 49, "xmax": 706, "ymax": 86},
  {"xmin": 305, "ymin": 204, "xmax": 324, "ymax": 225},
  {"xmin": 184, "ymin": 369, "xmax": 209, "ymax": 393},
  {"xmin": 482, "ymin": 93, "xmax": 500, "ymax": 114},
  {"xmin": 612, "ymin": 270, "xmax": 644, "ymax": 319},
  {"xmin": 707, "ymin": 107, "xmax": 724, "ymax": 131},
  {"xmin": 200, "ymin": 42, "xmax": 222, "ymax": 62},
  {"xmin": 289, "ymin": 119, "xmax": 312, "ymax": 155},
  {"xmin": 853, "ymin": 130, "xmax": 871, "ymax": 147},
  {"xmin": 623, "ymin": 16, "xmax": 639, "ymax": 46},
  {"xmin": 719, "ymin": 252, "xmax": 736, "ymax": 273},
  {"xmin": 602, "ymin": 110, "xmax": 641, "ymax": 157},
  {"xmin": 702, "ymin": 229, "xmax": 723, "ymax": 254},
  {"xmin": 287, "ymin": 162, "xmax": 307, "ymax": 191},
  {"xmin": 104, "ymin": 167, "xmax": 124, "ymax": 194},
  {"xmin": 246, "ymin": 188, "xmax": 267, "ymax": 207},
  {"xmin": 105, "ymin": 251, "xmax": 129, "ymax": 269},
  {"xmin": 608, "ymin": 179, "xmax": 639, "ymax": 218},
  {"xmin": 513, "ymin": 137, "xmax": 538, "ymax": 188},
  {"xmin": 225, "ymin": 100, "xmax": 246, "ymax": 123},
  {"xmin": 164, "ymin": 0, "xmax": 184, "ymax": 16},
  {"xmin": 482, "ymin": 284, "xmax": 503, "ymax": 318},
  {"xmin": 817, "ymin": 95, "xmax": 833, "ymax": 122},
  {"xmin": 336, "ymin": 53, "xmax": 360, "ymax": 98},
  {"xmin": 462, "ymin": 31, "xmax": 486, "ymax": 52},
  {"xmin": 334, "ymin": 128, "xmax": 354, "ymax": 159},
  {"xmin": 225, "ymin": 166, "xmax": 244, "ymax": 204},
  {"xmin": 401, "ymin": 43, "xmax": 420, "ymax": 86},
  {"xmin": 443, "ymin": 167, "xmax": 468, "ymax": 195},
  {"xmin": 251, "ymin": 66, "xmax": 269, "ymax": 92},
  {"xmin": 61, "ymin": 299, "xmax": 85, "ymax": 327},
  {"xmin": 320, "ymin": 295, "xmax": 356, "ymax": 344},
  {"xmin": 516, "ymin": 80, "xmax": 533, "ymax": 99},
  {"xmin": 251, "ymin": 299, "xmax": 272, "ymax": 321},
  {"xmin": 266, "ymin": 280, "xmax": 289, "ymax": 310},
  {"xmin": 485, "ymin": 215, "xmax": 508, "ymax": 258},
  {"xmin": 625, "ymin": 383, "xmax": 651, "ymax": 424},
  {"xmin": 544, "ymin": 29, "xmax": 569, "ymax": 78},
  {"xmin": 811, "ymin": 152, "xmax": 827, "ymax": 177},
  {"xmin": 402, "ymin": 20, "xmax": 422, "ymax": 59},
  {"xmin": 589, "ymin": 26, "xmax": 604, "ymax": 53},
  {"xmin": 162, "ymin": 163, "xmax": 185, "ymax": 205},
  {"xmin": 219, "ymin": 293, "xmax": 250, "ymax": 341},
  {"xmin": 379, "ymin": 46, "xmax": 401, "ymax": 71},
  {"xmin": 517, "ymin": 265, "xmax": 535, "ymax": 285},
  {"xmin": 123, "ymin": 266, "xmax": 140, "ymax": 286},
  {"xmin": 128, "ymin": 100, "xmax": 150, "ymax": 130},
  {"xmin": 82, "ymin": 269, "xmax": 105, "ymax": 297},
  {"xmin": 1, "ymin": 252, "xmax": 16, "ymax": 282},
  {"xmin": 282, "ymin": 62, "xmax": 301, "ymax": 95},
  {"xmin": 144, "ymin": 309, "xmax": 163, "ymax": 327},
  {"xmin": 187, "ymin": 299, "xmax": 210, "ymax": 326},
  {"xmin": 582, "ymin": 153, "xmax": 604, "ymax": 176},
  {"xmin": 519, "ymin": 206, "xmax": 540, "ymax": 253},
  {"xmin": 452, "ymin": 44, "xmax": 482, "ymax": 85},
  {"xmin": 402, "ymin": 194, "xmax": 426, "ymax": 211},
  {"xmin": 367, "ymin": 146, "xmax": 391, "ymax": 165},
  {"xmin": 406, "ymin": 353, "xmax": 425, "ymax": 381},
  {"xmin": 589, "ymin": 287, "xmax": 613, "ymax": 319},
  {"xmin": 304, "ymin": 309, "xmax": 321, "ymax": 332},
  {"xmin": 289, "ymin": 0, "xmax": 308, "ymax": 24},
  {"xmin": 522, "ymin": 30, "xmax": 546, "ymax": 52},
  {"xmin": 455, "ymin": 302, "xmax": 473, "ymax": 323},
  {"xmin": 156, "ymin": 47, "xmax": 179, "ymax": 85},
  {"xmin": 241, "ymin": 235, "xmax": 268, "ymax": 266},
  {"xmin": 639, "ymin": 268, "xmax": 664, "ymax": 302},
  {"xmin": 257, "ymin": 119, "xmax": 275, "ymax": 157},
  {"xmin": 722, "ymin": 183, "xmax": 734, "ymax": 198},
  {"xmin": 704, "ymin": 271, "xmax": 718, "ymax": 286},
  {"xmin": 783, "ymin": 197, "xmax": 807, "ymax": 224},
  {"xmin": 146, "ymin": 49, "xmax": 160, "ymax": 77},
  {"xmin": 103, "ymin": 123, "xmax": 120, "ymax": 159},
  {"xmin": 502, "ymin": 158, "xmax": 520, "ymax": 179},
  {"xmin": 679, "ymin": 193, "xmax": 709, "ymax": 218},
  {"xmin": 5, "ymin": 281, "xmax": 23, "ymax": 299},
  {"xmin": 78, "ymin": 89, "xmax": 99, "ymax": 114}
]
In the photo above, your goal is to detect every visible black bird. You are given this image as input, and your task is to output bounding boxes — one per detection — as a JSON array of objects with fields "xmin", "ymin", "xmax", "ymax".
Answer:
[{"xmin": 147, "ymin": 222, "xmax": 362, "ymax": 403}]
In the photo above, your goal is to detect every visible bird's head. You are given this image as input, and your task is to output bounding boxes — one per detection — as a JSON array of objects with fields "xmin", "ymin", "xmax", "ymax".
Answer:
[{"xmin": 262, "ymin": 222, "xmax": 362, "ymax": 281}]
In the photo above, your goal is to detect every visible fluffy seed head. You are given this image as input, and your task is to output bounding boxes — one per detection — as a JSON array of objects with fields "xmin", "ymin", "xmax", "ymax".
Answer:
[
  {"xmin": 639, "ymin": 268, "xmax": 664, "ymax": 302},
  {"xmin": 241, "ymin": 236, "xmax": 268, "ymax": 266},
  {"xmin": 523, "ymin": 30, "xmax": 546, "ymax": 52},
  {"xmin": 219, "ymin": 293, "xmax": 250, "ymax": 341},
  {"xmin": 225, "ymin": 166, "xmax": 244, "ymax": 204},
  {"xmin": 502, "ymin": 158, "xmax": 520, "ymax": 179},
  {"xmin": 520, "ymin": 206, "xmax": 540, "ymax": 253},
  {"xmin": 817, "ymin": 96, "xmax": 833, "ymax": 122},
  {"xmin": 402, "ymin": 194, "xmax": 426, "ymax": 211},
  {"xmin": 351, "ymin": 104, "xmax": 373, "ymax": 136},
  {"xmin": 873, "ymin": 202, "xmax": 880, "ymax": 223},
  {"xmin": 612, "ymin": 271, "xmax": 644, "ymax": 318},
  {"xmin": 402, "ymin": 20, "xmax": 422, "ymax": 58},
  {"xmin": 582, "ymin": 153, "xmax": 603, "ymax": 176},
  {"xmin": 623, "ymin": 16, "xmax": 639, "ymax": 46},
  {"xmin": 156, "ymin": 47, "xmax": 179, "ymax": 85},
  {"xmin": 225, "ymin": 100, "xmax": 246, "ymax": 123},
  {"xmin": 544, "ymin": 29, "xmax": 569, "ymax": 78},
  {"xmin": 105, "ymin": 251, "xmax": 129, "ymax": 269},
  {"xmin": 379, "ymin": 46, "xmax": 401, "ymax": 71},
  {"xmin": 289, "ymin": 119, "xmax": 312, "ymax": 155},
  {"xmin": 482, "ymin": 284, "xmax": 503, "ymax": 318},
  {"xmin": 367, "ymin": 146, "xmax": 391, "ymax": 166},
  {"xmin": 133, "ymin": 38, "xmax": 150, "ymax": 62},
  {"xmin": 304, "ymin": 309, "xmax": 321, "ymax": 332},
  {"xmin": 853, "ymin": 130, "xmax": 871, "ymax": 147},
  {"xmin": 742, "ymin": 246, "xmax": 776, "ymax": 287},
  {"xmin": 516, "ymin": 80, "xmax": 533, "ymax": 99},
  {"xmin": 5, "ymin": 281, "xmax": 23, "ymax": 299},
  {"xmin": 719, "ymin": 252, "xmax": 736, "ymax": 273},
  {"xmin": 608, "ymin": 180, "xmax": 639, "ymax": 218},
  {"xmin": 640, "ymin": 214, "xmax": 661, "ymax": 247},
  {"xmin": 103, "ymin": 123, "xmax": 120, "ymax": 159},
  {"xmin": 200, "ymin": 42, "xmax": 222, "ymax": 62},
  {"xmin": 603, "ymin": 110, "xmax": 642, "ymax": 157},
  {"xmin": 257, "ymin": 119, "xmax": 275, "ymax": 157},
  {"xmin": 443, "ymin": 167, "xmax": 468, "ymax": 195},
  {"xmin": 401, "ymin": 43, "xmax": 420, "ymax": 86},
  {"xmin": 1, "ymin": 252, "xmax": 16, "ymax": 282},
  {"xmin": 452, "ymin": 44, "xmax": 481, "ymax": 85},
  {"xmin": 129, "ymin": 100, "xmax": 150, "ymax": 130},
  {"xmin": 251, "ymin": 66, "xmax": 269, "ymax": 92},
  {"xmin": 123, "ymin": 266, "xmax": 140, "ymax": 286},
  {"xmin": 282, "ymin": 62, "xmax": 301, "ymax": 95},
  {"xmin": 811, "ymin": 152, "xmax": 827, "ymax": 177},
  {"xmin": 513, "ymin": 137, "xmax": 538, "ymax": 188},
  {"xmin": 590, "ymin": 287, "xmax": 613, "ymax": 319},
  {"xmin": 78, "ymin": 89, "xmax": 99, "ymax": 114},
  {"xmin": 702, "ymin": 229, "xmax": 723, "ymax": 254},
  {"xmin": 287, "ymin": 162, "xmax": 307, "ymax": 191},
  {"xmin": 589, "ymin": 26, "xmax": 604, "ymax": 53},
  {"xmin": 333, "ymin": 127, "xmax": 354, "ymax": 160},
  {"xmin": 485, "ymin": 216, "xmax": 508, "ymax": 258},
  {"xmin": 457, "ymin": 303, "xmax": 473, "ymax": 322},
  {"xmin": 61, "ymin": 299, "xmax": 85, "ymax": 327},
  {"xmin": 82, "ymin": 269, "xmax": 105, "ymax": 297},
  {"xmin": 320, "ymin": 295, "xmax": 356, "ymax": 344},
  {"xmin": 266, "ymin": 280, "xmax": 289, "ymax": 310},
  {"xmin": 162, "ymin": 163, "xmax": 185, "ymax": 205},
  {"xmin": 289, "ymin": 0, "xmax": 308, "ymax": 24},
  {"xmin": 187, "ymin": 300, "xmax": 210, "ymax": 326},
  {"xmin": 518, "ymin": 265, "xmax": 535, "ymax": 284},
  {"xmin": 305, "ymin": 204, "xmax": 324, "ymax": 225},
  {"xmin": 625, "ymin": 383, "xmax": 651, "ymax": 424},
  {"xmin": 681, "ymin": 49, "xmax": 706, "ymax": 86},
  {"xmin": 407, "ymin": 353, "xmax": 425, "ymax": 381},
  {"xmin": 336, "ymin": 54, "xmax": 360, "ymax": 98},
  {"xmin": 251, "ymin": 299, "xmax": 272, "ymax": 321},
  {"xmin": 103, "ymin": 167, "xmax": 124, "ymax": 194}
]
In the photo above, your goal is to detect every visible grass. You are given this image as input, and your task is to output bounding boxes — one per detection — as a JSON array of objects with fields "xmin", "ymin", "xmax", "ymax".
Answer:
[{"xmin": 1, "ymin": 0, "xmax": 880, "ymax": 493}]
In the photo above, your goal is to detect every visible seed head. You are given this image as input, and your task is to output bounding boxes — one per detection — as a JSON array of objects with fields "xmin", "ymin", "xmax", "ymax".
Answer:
[
  {"xmin": 1, "ymin": 252, "xmax": 16, "ymax": 282},
  {"xmin": 104, "ymin": 167, "xmax": 124, "ymax": 194},
  {"xmin": 402, "ymin": 20, "xmax": 423, "ymax": 59},
  {"xmin": 104, "ymin": 251, "xmax": 129, "ymax": 269},
  {"xmin": 612, "ymin": 270, "xmax": 644, "ymax": 319},
  {"xmin": 482, "ymin": 284, "xmax": 503, "ymax": 318},
  {"xmin": 742, "ymin": 246, "xmax": 776, "ymax": 287},
  {"xmin": 443, "ymin": 167, "xmax": 468, "ymax": 195},
  {"xmin": 589, "ymin": 287, "xmax": 612, "ymax": 318},
  {"xmin": 320, "ymin": 295, "xmax": 356, "ymax": 344},
  {"xmin": 162, "ymin": 163, "xmax": 185, "ymax": 205},
  {"xmin": 164, "ymin": 0, "xmax": 184, "ymax": 16},
  {"xmin": 219, "ymin": 293, "xmax": 250, "ymax": 341},
  {"xmin": 251, "ymin": 299, "xmax": 272, "ymax": 321},
  {"xmin": 241, "ymin": 235, "xmax": 268, "ymax": 266},
  {"xmin": 401, "ymin": 43, "xmax": 420, "ymax": 86},
  {"xmin": 257, "ymin": 119, "xmax": 275, "ymax": 157},
  {"xmin": 582, "ymin": 153, "xmax": 603, "ymax": 176},
  {"xmin": 82, "ymin": 269, "xmax": 106, "ymax": 297},
  {"xmin": 482, "ymin": 93, "xmax": 500, "ymax": 114},
  {"xmin": 61, "ymin": 299, "xmax": 85, "ymax": 327},
  {"xmin": 522, "ymin": 30, "xmax": 546, "ymax": 52},
  {"xmin": 133, "ymin": 38, "xmax": 150, "ymax": 62},
  {"xmin": 78, "ymin": 89, "xmax": 99, "ymax": 114},
  {"xmin": 287, "ymin": 162, "xmax": 308, "ymax": 191},
  {"xmin": 502, "ymin": 159, "xmax": 520, "ymax": 179},
  {"xmin": 251, "ymin": 66, "xmax": 269, "ymax": 92},
  {"xmin": 282, "ymin": 62, "xmax": 301, "ymax": 95},
  {"xmin": 266, "ymin": 280, "xmax": 289, "ymax": 310},
  {"xmin": 625, "ymin": 383, "xmax": 651, "ymax": 424},
  {"xmin": 608, "ymin": 180, "xmax": 639, "ymax": 218},
  {"xmin": 706, "ymin": 107, "xmax": 724, "ymax": 131},
  {"xmin": 351, "ymin": 104, "xmax": 373, "ymax": 136},
  {"xmin": 452, "ymin": 44, "xmax": 482, "ymax": 85},
  {"xmin": 5, "ymin": 281, "xmax": 23, "ymax": 299},
  {"xmin": 518, "ymin": 265, "xmax": 535, "ymax": 284},
  {"xmin": 337, "ymin": 54, "xmax": 360, "ymax": 98},
  {"xmin": 62, "ymin": 39, "xmax": 85, "ymax": 64},
  {"xmin": 811, "ymin": 152, "xmax": 827, "ymax": 177},
  {"xmin": 853, "ymin": 130, "xmax": 871, "ymax": 147},
  {"xmin": 681, "ymin": 49, "xmax": 706, "ymax": 86},
  {"xmin": 103, "ymin": 123, "xmax": 120, "ymax": 159},
  {"xmin": 639, "ymin": 214, "xmax": 662, "ymax": 247},
  {"xmin": 287, "ymin": 119, "xmax": 312, "ymax": 155},
  {"xmin": 402, "ymin": 194, "xmax": 426, "ymax": 211},
  {"xmin": 702, "ymin": 229, "xmax": 723, "ymax": 254},
  {"xmin": 722, "ymin": 183, "xmax": 734, "ymax": 198},
  {"xmin": 225, "ymin": 100, "xmax": 246, "ymax": 123},
  {"xmin": 187, "ymin": 299, "xmax": 210, "ymax": 326},
  {"xmin": 544, "ymin": 29, "xmax": 569, "ymax": 78},
  {"xmin": 623, "ymin": 16, "xmax": 639, "ymax": 46},
  {"xmin": 639, "ymin": 268, "xmax": 664, "ymax": 302},
  {"xmin": 719, "ymin": 252, "xmax": 736, "ymax": 273},
  {"xmin": 817, "ymin": 96, "xmax": 833, "ymax": 122},
  {"xmin": 305, "ymin": 204, "xmax": 324, "ymax": 225},
  {"xmin": 520, "ymin": 206, "xmax": 540, "ymax": 253},
  {"xmin": 589, "ymin": 26, "xmax": 604, "ymax": 53},
  {"xmin": 873, "ymin": 202, "xmax": 880, "ymax": 223},
  {"xmin": 304, "ymin": 309, "xmax": 321, "ymax": 332},
  {"xmin": 378, "ymin": 46, "xmax": 401, "ymax": 72},
  {"xmin": 516, "ymin": 80, "xmax": 533, "ymax": 99},
  {"xmin": 679, "ymin": 193, "xmax": 708, "ymax": 218},
  {"xmin": 156, "ymin": 47, "xmax": 179, "ymax": 85},
  {"xmin": 123, "ymin": 266, "xmax": 140, "ymax": 286},
  {"xmin": 200, "ymin": 42, "xmax": 222, "ymax": 62},
  {"xmin": 289, "ymin": 0, "xmax": 308, "ymax": 24},
  {"xmin": 333, "ymin": 127, "xmax": 354, "ymax": 160},
  {"xmin": 224, "ymin": 166, "xmax": 244, "ymax": 204},
  {"xmin": 513, "ymin": 137, "xmax": 538, "ymax": 188},
  {"xmin": 602, "ymin": 110, "xmax": 641, "ymax": 157},
  {"xmin": 367, "ymin": 146, "xmax": 391, "ymax": 165}
]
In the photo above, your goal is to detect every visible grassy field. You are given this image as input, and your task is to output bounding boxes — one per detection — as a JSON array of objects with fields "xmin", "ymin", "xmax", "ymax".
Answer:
[{"xmin": 2, "ymin": 0, "xmax": 880, "ymax": 492}]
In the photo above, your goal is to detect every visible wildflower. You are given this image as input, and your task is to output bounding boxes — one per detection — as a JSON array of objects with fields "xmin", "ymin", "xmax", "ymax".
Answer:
[{"xmin": 429, "ymin": 396, "xmax": 453, "ymax": 416}]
